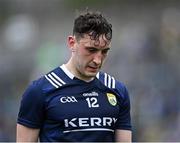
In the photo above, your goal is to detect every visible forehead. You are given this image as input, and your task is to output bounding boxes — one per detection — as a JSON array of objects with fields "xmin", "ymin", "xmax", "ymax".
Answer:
[{"xmin": 77, "ymin": 34, "xmax": 111, "ymax": 48}]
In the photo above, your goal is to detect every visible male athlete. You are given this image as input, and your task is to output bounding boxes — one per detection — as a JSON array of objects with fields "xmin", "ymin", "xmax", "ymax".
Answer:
[{"xmin": 16, "ymin": 11, "xmax": 132, "ymax": 142}]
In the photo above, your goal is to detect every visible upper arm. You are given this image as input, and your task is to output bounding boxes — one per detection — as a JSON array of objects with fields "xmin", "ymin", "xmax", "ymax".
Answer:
[
  {"xmin": 115, "ymin": 129, "xmax": 132, "ymax": 142},
  {"xmin": 16, "ymin": 123, "xmax": 40, "ymax": 142}
]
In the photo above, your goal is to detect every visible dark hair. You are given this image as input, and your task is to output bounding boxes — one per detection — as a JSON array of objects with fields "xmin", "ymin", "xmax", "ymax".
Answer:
[{"xmin": 73, "ymin": 11, "xmax": 112, "ymax": 42}]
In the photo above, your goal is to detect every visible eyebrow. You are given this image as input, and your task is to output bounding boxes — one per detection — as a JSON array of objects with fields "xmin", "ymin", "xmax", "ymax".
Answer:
[{"xmin": 85, "ymin": 46, "xmax": 110, "ymax": 50}]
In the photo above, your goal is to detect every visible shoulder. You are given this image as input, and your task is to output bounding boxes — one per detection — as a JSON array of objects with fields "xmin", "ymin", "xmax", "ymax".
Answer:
[
  {"xmin": 44, "ymin": 67, "xmax": 67, "ymax": 88},
  {"xmin": 22, "ymin": 75, "xmax": 46, "ymax": 100},
  {"xmin": 24, "ymin": 67, "xmax": 64, "ymax": 95},
  {"xmin": 35, "ymin": 66, "xmax": 69, "ymax": 93},
  {"xmin": 97, "ymin": 71, "xmax": 129, "ymax": 100}
]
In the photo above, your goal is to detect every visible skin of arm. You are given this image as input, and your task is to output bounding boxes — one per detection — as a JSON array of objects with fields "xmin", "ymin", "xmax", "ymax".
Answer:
[
  {"xmin": 16, "ymin": 123, "xmax": 40, "ymax": 142},
  {"xmin": 115, "ymin": 129, "xmax": 132, "ymax": 142}
]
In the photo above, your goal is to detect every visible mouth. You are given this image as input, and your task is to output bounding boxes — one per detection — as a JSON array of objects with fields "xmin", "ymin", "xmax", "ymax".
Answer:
[{"xmin": 87, "ymin": 66, "xmax": 99, "ymax": 72}]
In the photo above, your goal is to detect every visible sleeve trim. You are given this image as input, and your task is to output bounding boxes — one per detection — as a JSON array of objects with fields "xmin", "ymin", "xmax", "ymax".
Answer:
[
  {"xmin": 115, "ymin": 125, "xmax": 132, "ymax": 131},
  {"xmin": 17, "ymin": 117, "xmax": 41, "ymax": 129}
]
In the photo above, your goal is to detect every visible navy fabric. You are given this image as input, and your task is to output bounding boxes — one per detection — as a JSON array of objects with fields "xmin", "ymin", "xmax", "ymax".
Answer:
[{"xmin": 17, "ymin": 67, "xmax": 131, "ymax": 142}]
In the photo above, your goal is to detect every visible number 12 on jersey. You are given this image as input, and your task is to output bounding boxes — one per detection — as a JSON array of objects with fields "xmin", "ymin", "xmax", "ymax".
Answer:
[{"xmin": 86, "ymin": 97, "xmax": 99, "ymax": 108}]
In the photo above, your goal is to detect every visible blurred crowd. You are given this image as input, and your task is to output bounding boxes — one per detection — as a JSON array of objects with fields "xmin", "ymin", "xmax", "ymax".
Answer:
[{"xmin": 0, "ymin": 0, "xmax": 180, "ymax": 141}]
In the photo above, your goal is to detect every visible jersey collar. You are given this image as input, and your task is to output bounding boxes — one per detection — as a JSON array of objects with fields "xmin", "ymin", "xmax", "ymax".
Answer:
[
  {"xmin": 60, "ymin": 64, "xmax": 74, "ymax": 79},
  {"xmin": 60, "ymin": 64, "xmax": 100, "ymax": 81}
]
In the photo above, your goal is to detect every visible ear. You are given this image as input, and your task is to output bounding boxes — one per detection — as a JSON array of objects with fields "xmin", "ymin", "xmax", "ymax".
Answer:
[{"xmin": 67, "ymin": 36, "xmax": 76, "ymax": 52}]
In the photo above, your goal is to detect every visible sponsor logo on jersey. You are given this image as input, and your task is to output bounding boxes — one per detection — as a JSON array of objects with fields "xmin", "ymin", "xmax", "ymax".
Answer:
[
  {"xmin": 106, "ymin": 93, "xmax": 117, "ymax": 106},
  {"xmin": 82, "ymin": 91, "xmax": 98, "ymax": 97},
  {"xmin": 64, "ymin": 117, "xmax": 117, "ymax": 128},
  {"xmin": 60, "ymin": 96, "xmax": 78, "ymax": 103}
]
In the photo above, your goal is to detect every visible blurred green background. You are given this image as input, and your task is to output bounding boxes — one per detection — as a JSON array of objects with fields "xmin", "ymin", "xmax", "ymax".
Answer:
[{"xmin": 0, "ymin": 0, "xmax": 180, "ymax": 141}]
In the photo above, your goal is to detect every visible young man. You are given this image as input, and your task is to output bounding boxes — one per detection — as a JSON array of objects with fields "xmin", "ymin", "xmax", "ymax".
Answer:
[{"xmin": 16, "ymin": 11, "xmax": 132, "ymax": 142}]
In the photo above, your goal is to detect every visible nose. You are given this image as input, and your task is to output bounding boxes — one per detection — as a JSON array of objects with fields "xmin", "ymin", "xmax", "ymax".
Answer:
[{"xmin": 93, "ymin": 52, "xmax": 103, "ymax": 65}]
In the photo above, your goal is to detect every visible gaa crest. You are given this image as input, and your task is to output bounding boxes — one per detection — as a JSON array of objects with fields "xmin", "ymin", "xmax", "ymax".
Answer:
[{"xmin": 106, "ymin": 93, "xmax": 117, "ymax": 106}]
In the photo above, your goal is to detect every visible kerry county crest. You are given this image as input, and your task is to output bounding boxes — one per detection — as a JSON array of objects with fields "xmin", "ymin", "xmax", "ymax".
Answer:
[{"xmin": 106, "ymin": 93, "xmax": 117, "ymax": 106}]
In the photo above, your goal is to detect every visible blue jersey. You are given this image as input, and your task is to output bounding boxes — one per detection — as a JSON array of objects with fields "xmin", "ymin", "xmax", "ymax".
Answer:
[{"xmin": 17, "ymin": 65, "xmax": 131, "ymax": 142}]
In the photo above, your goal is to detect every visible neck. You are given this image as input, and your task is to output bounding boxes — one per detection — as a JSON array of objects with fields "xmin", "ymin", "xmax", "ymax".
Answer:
[{"xmin": 65, "ymin": 59, "xmax": 94, "ymax": 82}]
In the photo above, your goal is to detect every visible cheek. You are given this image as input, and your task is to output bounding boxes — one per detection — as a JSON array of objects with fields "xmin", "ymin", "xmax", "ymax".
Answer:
[
  {"xmin": 76, "ymin": 48, "xmax": 94, "ymax": 64},
  {"xmin": 78, "ymin": 52, "xmax": 92, "ymax": 62},
  {"xmin": 75, "ymin": 53, "xmax": 87, "ymax": 66},
  {"xmin": 102, "ymin": 55, "xmax": 107, "ymax": 62}
]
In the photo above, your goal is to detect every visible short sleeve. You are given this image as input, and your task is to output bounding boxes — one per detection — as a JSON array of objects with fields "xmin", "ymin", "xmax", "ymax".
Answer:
[
  {"xmin": 115, "ymin": 82, "xmax": 132, "ymax": 130},
  {"xmin": 17, "ymin": 79, "xmax": 45, "ymax": 128}
]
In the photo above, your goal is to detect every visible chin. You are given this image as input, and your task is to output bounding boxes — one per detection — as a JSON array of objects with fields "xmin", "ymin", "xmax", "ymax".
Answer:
[{"xmin": 85, "ymin": 72, "xmax": 98, "ymax": 78}]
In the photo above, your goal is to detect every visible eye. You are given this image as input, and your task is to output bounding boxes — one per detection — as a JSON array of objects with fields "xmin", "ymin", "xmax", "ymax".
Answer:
[
  {"xmin": 102, "ymin": 49, "xmax": 110, "ymax": 55},
  {"xmin": 87, "ymin": 48, "xmax": 98, "ymax": 53}
]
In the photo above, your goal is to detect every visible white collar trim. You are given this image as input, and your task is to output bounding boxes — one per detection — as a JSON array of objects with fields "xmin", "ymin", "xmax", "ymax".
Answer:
[
  {"xmin": 60, "ymin": 64, "xmax": 74, "ymax": 79},
  {"xmin": 60, "ymin": 64, "xmax": 100, "ymax": 81}
]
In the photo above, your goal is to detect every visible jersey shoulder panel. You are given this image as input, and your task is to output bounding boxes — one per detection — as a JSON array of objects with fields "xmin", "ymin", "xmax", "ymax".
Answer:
[
  {"xmin": 96, "ymin": 72, "xmax": 116, "ymax": 89},
  {"xmin": 25, "ymin": 75, "xmax": 47, "ymax": 96},
  {"xmin": 43, "ymin": 67, "xmax": 68, "ymax": 93},
  {"xmin": 97, "ymin": 71, "xmax": 129, "ymax": 100}
]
